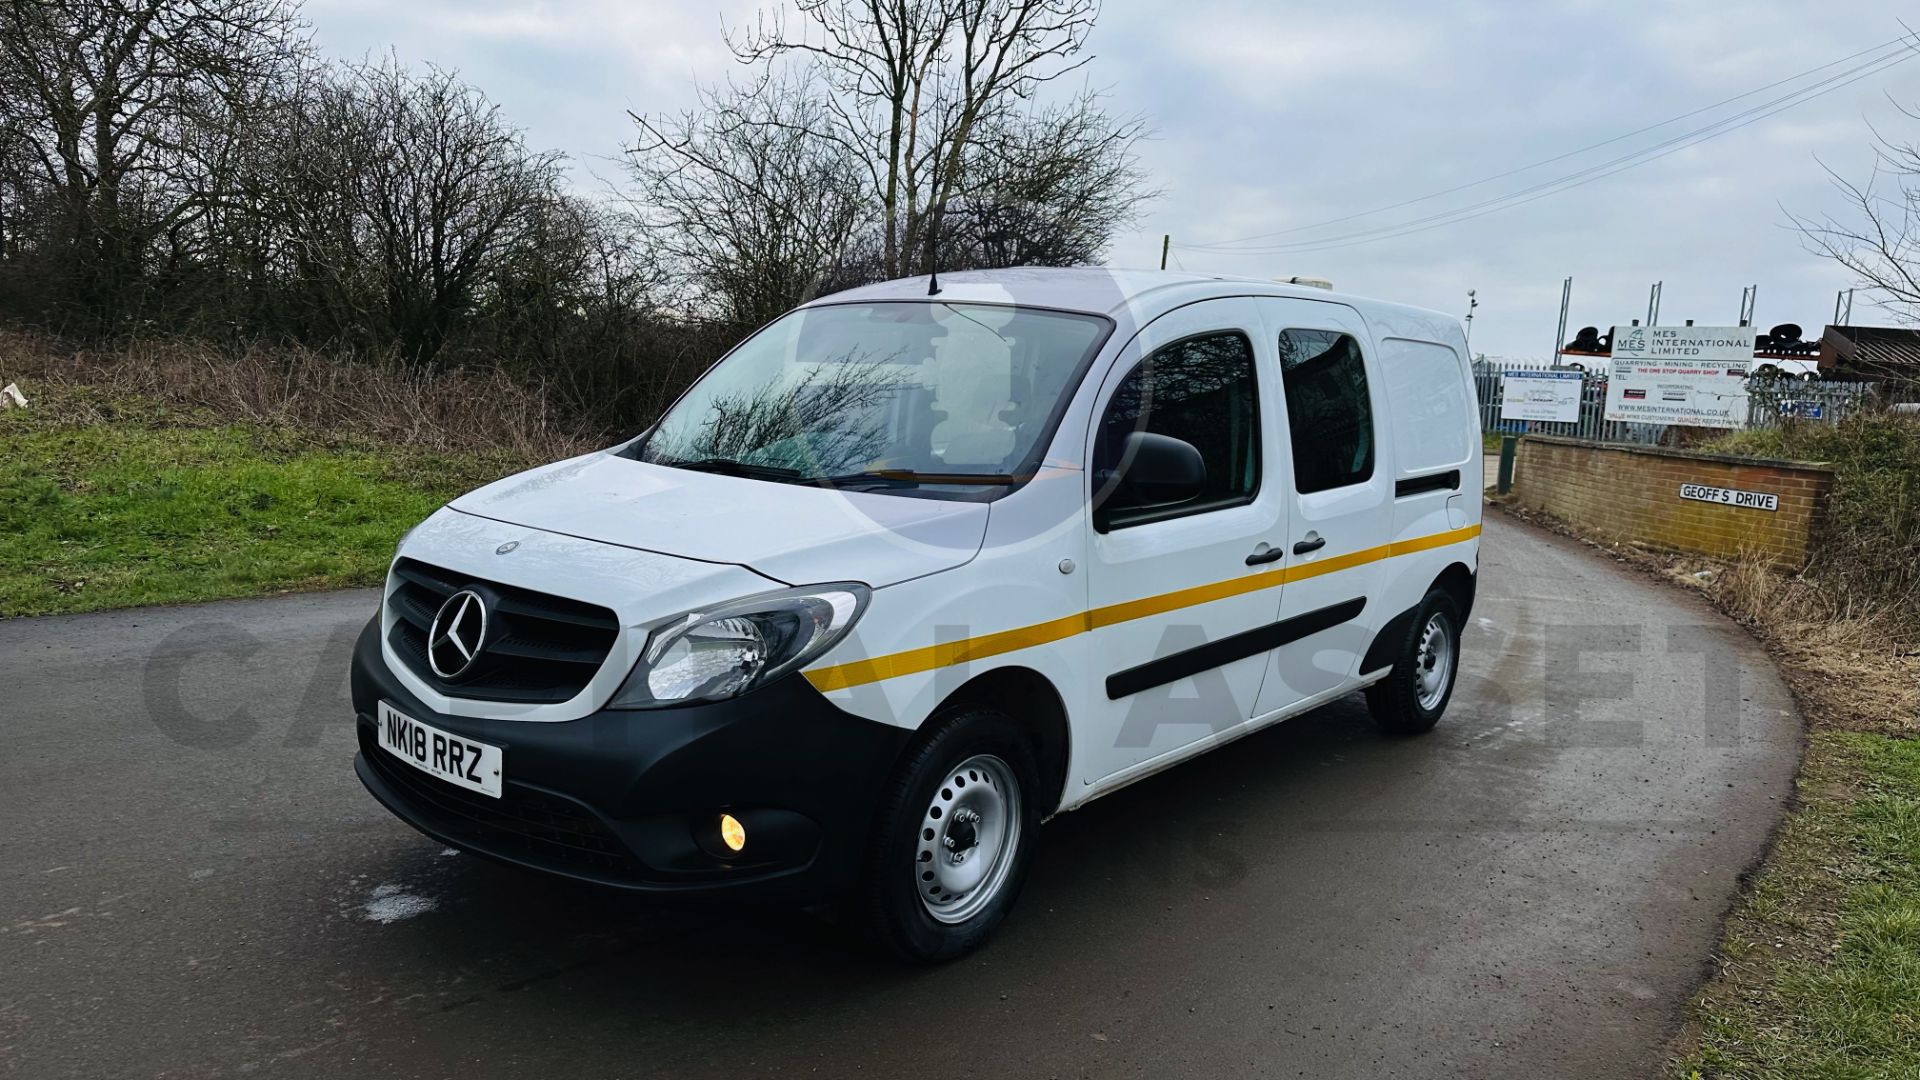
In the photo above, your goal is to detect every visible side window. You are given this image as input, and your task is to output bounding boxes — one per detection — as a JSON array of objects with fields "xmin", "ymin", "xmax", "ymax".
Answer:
[
  {"xmin": 1096, "ymin": 331, "xmax": 1260, "ymax": 525},
  {"xmin": 1278, "ymin": 329, "xmax": 1374, "ymax": 493},
  {"xmin": 1378, "ymin": 337, "xmax": 1469, "ymax": 473}
]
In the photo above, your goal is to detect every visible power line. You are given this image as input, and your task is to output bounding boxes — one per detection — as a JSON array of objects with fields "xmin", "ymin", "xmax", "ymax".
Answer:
[
  {"xmin": 1178, "ymin": 39, "xmax": 1918, "ymax": 256},
  {"xmin": 1183, "ymin": 42, "xmax": 1916, "ymax": 254},
  {"xmin": 1202, "ymin": 33, "xmax": 1920, "ymax": 247},
  {"xmin": 1192, "ymin": 50, "xmax": 1915, "ymax": 257}
]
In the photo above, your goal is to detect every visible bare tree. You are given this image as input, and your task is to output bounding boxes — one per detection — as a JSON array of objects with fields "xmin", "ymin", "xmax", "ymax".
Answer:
[
  {"xmin": 268, "ymin": 60, "xmax": 565, "ymax": 364},
  {"xmin": 730, "ymin": 0, "xmax": 1118, "ymax": 279},
  {"xmin": 941, "ymin": 89, "xmax": 1153, "ymax": 269},
  {"xmin": 626, "ymin": 74, "xmax": 872, "ymax": 330},
  {"xmin": 1793, "ymin": 99, "xmax": 1920, "ymax": 325},
  {"xmin": 0, "ymin": 0, "xmax": 305, "ymax": 324}
]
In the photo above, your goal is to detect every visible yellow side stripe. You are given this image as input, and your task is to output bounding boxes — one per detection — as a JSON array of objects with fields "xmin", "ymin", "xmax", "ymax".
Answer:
[{"xmin": 803, "ymin": 522, "xmax": 1482, "ymax": 692}]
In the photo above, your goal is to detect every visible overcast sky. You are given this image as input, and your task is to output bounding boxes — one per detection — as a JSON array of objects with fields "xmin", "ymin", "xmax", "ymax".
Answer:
[{"xmin": 307, "ymin": 0, "xmax": 1920, "ymax": 359}]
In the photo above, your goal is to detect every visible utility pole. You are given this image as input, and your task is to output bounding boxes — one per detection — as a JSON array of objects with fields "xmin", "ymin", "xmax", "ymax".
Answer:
[
  {"xmin": 1646, "ymin": 281, "xmax": 1663, "ymax": 326},
  {"xmin": 1833, "ymin": 288, "xmax": 1855, "ymax": 325},
  {"xmin": 1463, "ymin": 289, "xmax": 1479, "ymax": 350},
  {"xmin": 1738, "ymin": 285, "xmax": 1758, "ymax": 327},
  {"xmin": 1160, "ymin": 235, "xmax": 1170, "ymax": 271},
  {"xmin": 1552, "ymin": 277, "xmax": 1572, "ymax": 367}
]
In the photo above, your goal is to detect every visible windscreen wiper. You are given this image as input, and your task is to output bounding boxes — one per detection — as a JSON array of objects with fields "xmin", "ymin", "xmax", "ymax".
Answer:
[
  {"xmin": 659, "ymin": 457, "xmax": 805, "ymax": 482},
  {"xmin": 817, "ymin": 469, "xmax": 1020, "ymax": 487}
]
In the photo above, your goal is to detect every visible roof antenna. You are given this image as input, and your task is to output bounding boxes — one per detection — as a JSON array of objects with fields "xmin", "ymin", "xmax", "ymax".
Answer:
[{"xmin": 926, "ymin": 213, "xmax": 942, "ymax": 296}]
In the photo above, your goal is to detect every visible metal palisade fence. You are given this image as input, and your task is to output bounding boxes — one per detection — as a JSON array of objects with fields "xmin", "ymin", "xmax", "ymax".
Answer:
[{"xmin": 1473, "ymin": 361, "xmax": 1880, "ymax": 445}]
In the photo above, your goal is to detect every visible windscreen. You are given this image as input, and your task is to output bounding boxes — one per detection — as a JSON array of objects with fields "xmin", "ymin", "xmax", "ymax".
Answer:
[{"xmin": 639, "ymin": 302, "xmax": 1109, "ymax": 485}]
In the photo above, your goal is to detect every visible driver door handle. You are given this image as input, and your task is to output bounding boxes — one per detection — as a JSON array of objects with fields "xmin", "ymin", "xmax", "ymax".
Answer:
[
  {"xmin": 1245, "ymin": 544, "xmax": 1285, "ymax": 566},
  {"xmin": 1292, "ymin": 536, "xmax": 1327, "ymax": 555}
]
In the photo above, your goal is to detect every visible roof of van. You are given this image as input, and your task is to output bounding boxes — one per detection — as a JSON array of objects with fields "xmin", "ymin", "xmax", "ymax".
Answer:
[{"xmin": 809, "ymin": 266, "xmax": 1460, "ymax": 332}]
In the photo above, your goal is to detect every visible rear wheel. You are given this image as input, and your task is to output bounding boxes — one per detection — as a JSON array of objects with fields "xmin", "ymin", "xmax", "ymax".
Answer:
[
  {"xmin": 1365, "ymin": 590, "xmax": 1462, "ymax": 735},
  {"xmin": 857, "ymin": 704, "xmax": 1040, "ymax": 962}
]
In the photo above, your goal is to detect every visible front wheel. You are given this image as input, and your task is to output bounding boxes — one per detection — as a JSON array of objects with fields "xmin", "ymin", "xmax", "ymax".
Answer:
[
  {"xmin": 857, "ymin": 705, "xmax": 1040, "ymax": 962},
  {"xmin": 1364, "ymin": 590, "xmax": 1463, "ymax": 735}
]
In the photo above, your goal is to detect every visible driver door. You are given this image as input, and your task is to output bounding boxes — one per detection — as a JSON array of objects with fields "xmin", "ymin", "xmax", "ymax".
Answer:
[{"xmin": 1078, "ymin": 298, "xmax": 1289, "ymax": 788}]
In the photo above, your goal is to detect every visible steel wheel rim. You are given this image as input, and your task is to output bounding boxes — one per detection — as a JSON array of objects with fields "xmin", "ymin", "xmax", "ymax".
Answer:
[
  {"xmin": 916, "ymin": 753, "xmax": 1022, "ymax": 925},
  {"xmin": 1415, "ymin": 613, "xmax": 1455, "ymax": 712}
]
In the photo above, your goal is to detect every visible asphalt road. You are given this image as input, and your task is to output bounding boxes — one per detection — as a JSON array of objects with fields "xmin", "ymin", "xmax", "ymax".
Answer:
[{"xmin": 0, "ymin": 512, "xmax": 1801, "ymax": 1079}]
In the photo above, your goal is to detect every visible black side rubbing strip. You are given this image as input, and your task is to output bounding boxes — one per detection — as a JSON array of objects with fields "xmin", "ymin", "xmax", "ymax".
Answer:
[
  {"xmin": 1395, "ymin": 469, "xmax": 1460, "ymax": 498},
  {"xmin": 1105, "ymin": 598, "xmax": 1367, "ymax": 700}
]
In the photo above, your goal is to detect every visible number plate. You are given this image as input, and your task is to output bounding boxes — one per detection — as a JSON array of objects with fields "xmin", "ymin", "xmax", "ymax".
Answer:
[{"xmin": 376, "ymin": 701, "xmax": 504, "ymax": 798}]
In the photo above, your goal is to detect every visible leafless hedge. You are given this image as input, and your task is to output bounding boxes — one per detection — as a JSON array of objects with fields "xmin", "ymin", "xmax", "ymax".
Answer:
[
  {"xmin": 0, "ymin": 0, "xmax": 1155, "ymax": 435},
  {"xmin": 1, "ymin": 327, "xmax": 602, "ymax": 461}
]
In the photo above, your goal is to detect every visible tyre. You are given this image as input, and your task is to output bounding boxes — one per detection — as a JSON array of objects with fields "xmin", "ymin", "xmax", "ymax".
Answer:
[
  {"xmin": 857, "ymin": 704, "xmax": 1040, "ymax": 962},
  {"xmin": 1364, "ymin": 590, "xmax": 1463, "ymax": 735}
]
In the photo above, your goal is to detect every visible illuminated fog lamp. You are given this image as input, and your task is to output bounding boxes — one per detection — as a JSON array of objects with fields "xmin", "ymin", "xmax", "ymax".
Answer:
[{"xmin": 719, "ymin": 813, "xmax": 747, "ymax": 853}]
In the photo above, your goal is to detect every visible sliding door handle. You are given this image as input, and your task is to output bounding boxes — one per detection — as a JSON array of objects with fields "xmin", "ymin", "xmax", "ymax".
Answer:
[
  {"xmin": 1245, "ymin": 544, "xmax": 1285, "ymax": 566},
  {"xmin": 1292, "ymin": 536, "xmax": 1327, "ymax": 555}
]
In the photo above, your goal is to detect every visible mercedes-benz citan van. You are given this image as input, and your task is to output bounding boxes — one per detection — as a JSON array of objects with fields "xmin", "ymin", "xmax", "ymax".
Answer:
[{"xmin": 351, "ymin": 268, "xmax": 1482, "ymax": 961}]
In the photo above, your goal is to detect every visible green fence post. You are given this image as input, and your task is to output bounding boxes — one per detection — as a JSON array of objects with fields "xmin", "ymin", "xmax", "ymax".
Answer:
[{"xmin": 1497, "ymin": 435, "xmax": 1518, "ymax": 495}]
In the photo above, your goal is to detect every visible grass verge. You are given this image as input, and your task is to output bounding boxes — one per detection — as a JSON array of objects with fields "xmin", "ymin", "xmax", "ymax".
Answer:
[
  {"xmin": 1, "ymin": 378, "xmax": 537, "ymax": 616},
  {"xmin": 1677, "ymin": 730, "xmax": 1920, "ymax": 1078}
]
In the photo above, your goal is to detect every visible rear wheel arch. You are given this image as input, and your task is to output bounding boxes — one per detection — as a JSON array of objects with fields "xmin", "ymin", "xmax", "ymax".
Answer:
[
  {"xmin": 1363, "ymin": 562, "xmax": 1477, "ymax": 675},
  {"xmin": 1432, "ymin": 561, "xmax": 1477, "ymax": 622},
  {"xmin": 930, "ymin": 667, "xmax": 1071, "ymax": 818}
]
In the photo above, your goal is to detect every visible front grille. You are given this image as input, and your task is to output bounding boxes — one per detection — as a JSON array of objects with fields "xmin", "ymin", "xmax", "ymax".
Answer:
[
  {"xmin": 387, "ymin": 557, "xmax": 619, "ymax": 704},
  {"xmin": 361, "ymin": 726, "xmax": 639, "ymax": 879}
]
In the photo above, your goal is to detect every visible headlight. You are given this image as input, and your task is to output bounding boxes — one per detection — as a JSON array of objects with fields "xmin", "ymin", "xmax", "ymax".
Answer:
[{"xmin": 607, "ymin": 584, "xmax": 870, "ymax": 709}]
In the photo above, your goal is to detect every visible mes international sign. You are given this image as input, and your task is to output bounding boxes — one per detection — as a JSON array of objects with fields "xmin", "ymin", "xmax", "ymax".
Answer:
[
  {"xmin": 1602, "ymin": 325, "xmax": 1756, "ymax": 428},
  {"xmin": 1499, "ymin": 369, "xmax": 1583, "ymax": 423}
]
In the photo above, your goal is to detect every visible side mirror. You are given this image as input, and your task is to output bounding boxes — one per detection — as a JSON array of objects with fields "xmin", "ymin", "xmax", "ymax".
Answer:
[{"xmin": 1097, "ymin": 431, "xmax": 1207, "ymax": 524}]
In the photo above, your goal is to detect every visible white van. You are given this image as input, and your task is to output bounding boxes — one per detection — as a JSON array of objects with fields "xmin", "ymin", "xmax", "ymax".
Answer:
[{"xmin": 351, "ymin": 268, "xmax": 1482, "ymax": 961}]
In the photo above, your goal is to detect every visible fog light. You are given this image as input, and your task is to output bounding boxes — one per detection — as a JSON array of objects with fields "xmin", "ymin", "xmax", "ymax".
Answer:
[{"xmin": 719, "ymin": 813, "xmax": 747, "ymax": 853}]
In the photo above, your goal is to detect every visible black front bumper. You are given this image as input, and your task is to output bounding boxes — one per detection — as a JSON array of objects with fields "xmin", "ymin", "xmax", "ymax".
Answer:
[{"xmin": 349, "ymin": 617, "xmax": 910, "ymax": 905}]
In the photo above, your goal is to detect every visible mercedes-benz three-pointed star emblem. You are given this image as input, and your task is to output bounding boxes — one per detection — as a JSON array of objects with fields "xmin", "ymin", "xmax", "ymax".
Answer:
[{"xmin": 427, "ymin": 589, "xmax": 488, "ymax": 679}]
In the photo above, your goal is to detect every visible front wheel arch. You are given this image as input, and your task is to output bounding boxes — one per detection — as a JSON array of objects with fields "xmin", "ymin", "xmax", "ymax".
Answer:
[{"xmin": 929, "ymin": 666, "xmax": 1070, "ymax": 818}]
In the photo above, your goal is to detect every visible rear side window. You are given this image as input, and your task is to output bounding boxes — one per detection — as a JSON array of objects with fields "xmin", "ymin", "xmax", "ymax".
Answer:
[
  {"xmin": 1097, "ymin": 331, "xmax": 1260, "ymax": 522},
  {"xmin": 1378, "ymin": 338, "xmax": 1470, "ymax": 472},
  {"xmin": 1278, "ymin": 329, "xmax": 1374, "ymax": 493}
]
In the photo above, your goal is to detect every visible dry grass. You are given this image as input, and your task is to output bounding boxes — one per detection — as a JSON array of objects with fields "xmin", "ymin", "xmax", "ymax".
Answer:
[
  {"xmin": 1712, "ymin": 415, "xmax": 1920, "ymax": 642},
  {"xmin": 0, "ymin": 326, "xmax": 605, "ymax": 460},
  {"xmin": 1678, "ymin": 554, "xmax": 1920, "ymax": 736}
]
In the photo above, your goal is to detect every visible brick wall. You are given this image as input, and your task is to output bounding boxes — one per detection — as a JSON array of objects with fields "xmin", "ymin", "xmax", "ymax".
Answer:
[{"xmin": 1506, "ymin": 435, "xmax": 1834, "ymax": 566}]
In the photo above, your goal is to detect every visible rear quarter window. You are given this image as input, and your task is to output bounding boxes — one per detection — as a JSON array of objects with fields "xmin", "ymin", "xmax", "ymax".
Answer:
[{"xmin": 1377, "ymin": 338, "xmax": 1471, "ymax": 474}]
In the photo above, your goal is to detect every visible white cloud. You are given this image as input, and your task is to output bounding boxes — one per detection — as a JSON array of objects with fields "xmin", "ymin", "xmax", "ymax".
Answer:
[
  {"xmin": 1153, "ymin": 5, "xmax": 1434, "ymax": 104},
  {"xmin": 301, "ymin": 0, "xmax": 1920, "ymax": 357}
]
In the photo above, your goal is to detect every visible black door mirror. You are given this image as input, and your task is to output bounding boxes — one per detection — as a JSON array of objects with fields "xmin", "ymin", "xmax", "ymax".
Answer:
[{"xmin": 1097, "ymin": 431, "xmax": 1207, "ymax": 526}]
